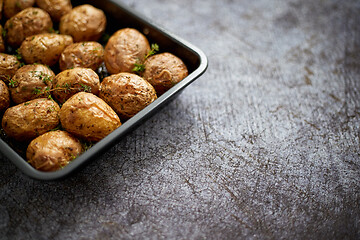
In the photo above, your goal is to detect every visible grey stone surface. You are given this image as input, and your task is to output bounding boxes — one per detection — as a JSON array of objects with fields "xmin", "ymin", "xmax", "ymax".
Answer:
[{"xmin": 1, "ymin": 0, "xmax": 360, "ymax": 239}]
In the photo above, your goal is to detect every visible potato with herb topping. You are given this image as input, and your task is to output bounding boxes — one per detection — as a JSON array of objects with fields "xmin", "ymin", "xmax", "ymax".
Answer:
[
  {"xmin": 99, "ymin": 72, "xmax": 157, "ymax": 119},
  {"xmin": 52, "ymin": 67, "xmax": 100, "ymax": 103},
  {"xmin": 2, "ymin": 98, "xmax": 60, "ymax": 141},
  {"xmin": 35, "ymin": 0, "xmax": 72, "ymax": 22},
  {"xmin": 4, "ymin": 7, "xmax": 53, "ymax": 47},
  {"xmin": 0, "ymin": 80, "xmax": 10, "ymax": 112},
  {"xmin": 3, "ymin": 0, "xmax": 35, "ymax": 19},
  {"xmin": 26, "ymin": 130, "xmax": 83, "ymax": 172},
  {"xmin": 0, "ymin": 53, "xmax": 21, "ymax": 83},
  {"xmin": 60, "ymin": 92, "xmax": 121, "ymax": 142},
  {"xmin": 19, "ymin": 33, "xmax": 73, "ymax": 66},
  {"xmin": 9, "ymin": 64, "xmax": 54, "ymax": 104},
  {"xmin": 104, "ymin": 28, "xmax": 150, "ymax": 74},
  {"xmin": 59, "ymin": 4, "xmax": 106, "ymax": 42},
  {"xmin": 59, "ymin": 41, "xmax": 104, "ymax": 71}
]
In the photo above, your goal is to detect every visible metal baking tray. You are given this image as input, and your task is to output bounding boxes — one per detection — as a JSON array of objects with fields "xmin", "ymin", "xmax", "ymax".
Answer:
[{"xmin": 0, "ymin": 0, "xmax": 208, "ymax": 180}]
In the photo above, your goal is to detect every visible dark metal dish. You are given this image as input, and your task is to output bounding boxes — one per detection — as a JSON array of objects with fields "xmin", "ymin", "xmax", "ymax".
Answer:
[{"xmin": 0, "ymin": 0, "xmax": 208, "ymax": 180}]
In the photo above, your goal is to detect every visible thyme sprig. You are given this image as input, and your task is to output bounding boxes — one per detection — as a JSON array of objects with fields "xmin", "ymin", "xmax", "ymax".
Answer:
[{"xmin": 132, "ymin": 43, "xmax": 159, "ymax": 74}]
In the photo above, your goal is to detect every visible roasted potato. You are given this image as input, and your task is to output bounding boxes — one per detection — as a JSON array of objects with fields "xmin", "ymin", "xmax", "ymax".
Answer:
[
  {"xmin": 19, "ymin": 33, "xmax": 73, "ymax": 66},
  {"xmin": 2, "ymin": 98, "xmax": 60, "ymax": 141},
  {"xmin": 59, "ymin": 41, "xmax": 104, "ymax": 71},
  {"xmin": 0, "ymin": 80, "xmax": 10, "ymax": 111},
  {"xmin": 104, "ymin": 28, "xmax": 150, "ymax": 74},
  {"xmin": 142, "ymin": 52, "xmax": 188, "ymax": 95},
  {"xmin": 52, "ymin": 67, "xmax": 100, "ymax": 103},
  {"xmin": 35, "ymin": 0, "xmax": 72, "ymax": 22},
  {"xmin": 60, "ymin": 92, "xmax": 121, "ymax": 142},
  {"xmin": 59, "ymin": 4, "xmax": 106, "ymax": 42},
  {"xmin": 26, "ymin": 130, "xmax": 82, "ymax": 172},
  {"xmin": 99, "ymin": 72, "xmax": 157, "ymax": 119},
  {"xmin": 3, "ymin": 0, "xmax": 35, "ymax": 19},
  {"xmin": 0, "ymin": 25, "xmax": 4, "ymax": 52},
  {"xmin": 9, "ymin": 64, "xmax": 54, "ymax": 104},
  {"xmin": 4, "ymin": 7, "xmax": 52, "ymax": 47},
  {"xmin": 0, "ymin": 53, "xmax": 21, "ymax": 83},
  {"xmin": 0, "ymin": 0, "xmax": 3, "ymax": 20}
]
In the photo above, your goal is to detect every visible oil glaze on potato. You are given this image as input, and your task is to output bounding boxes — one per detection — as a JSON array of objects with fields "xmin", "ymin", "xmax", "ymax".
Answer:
[
  {"xmin": 52, "ymin": 67, "xmax": 100, "ymax": 103},
  {"xmin": 2, "ymin": 98, "xmax": 60, "ymax": 141},
  {"xmin": 3, "ymin": 0, "xmax": 35, "ymax": 19},
  {"xmin": 4, "ymin": 7, "xmax": 52, "ymax": 47},
  {"xmin": 60, "ymin": 92, "xmax": 121, "ymax": 142},
  {"xmin": 59, "ymin": 4, "xmax": 106, "ymax": 42},
  {"xmin": 0, "ymin": 53, "xmax": 21, "ymax": 83},
  {"xmin": 59, "ymin": 41, "xmax": 104, "ymax": 71},
  {"xmin": 9, "ymin": 64, "xmax": 54, "ymax": 104},
  {"xmin": 0, "ymin": 80, "xmax": 10, "ymax": 112},
  {"xmin": 19, "ymin": 33, "xmax": 73, "ymax": 66},
  {"xmin": 27, "ymin": 130, "xmax": 82, "ymax": 172},
  {"xmin": 104, "ymin": 28, "xmax": 150, "ymax": 74},
  {"xmin": 99, "ymin": 72, "xmax": 157, "ymax": 119},
  {"xmin": 142, "ymin": 52, "xmax": 188, "ymax": 95},
  {"xmin": 35, "ymin": 0, "xmax": 72, "ymax": 22}
]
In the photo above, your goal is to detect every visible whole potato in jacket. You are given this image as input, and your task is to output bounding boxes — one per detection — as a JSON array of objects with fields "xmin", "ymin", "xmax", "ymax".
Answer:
[
  {"xmin": 142, "ymin": 52, "xmax": 188, "ymax": 95},
  {"xmin": 4, "ymin": 7, "xmax": 52, "ymax": 47},
  {"xmin": 35, "ymin": 0, "xmax": 72, "ymax": 22},
  {"xmin": 9, "ymin": 64, "xmax": 54, "ymax": 104},
  {"xmin": 99, "ymin": 72, "xmax": 157, "ymax": 119},
  {"xmin": 59, "ymin": 41, "xmax": 104, "ymax": 71},
  {"xmin": 19, "ymin": 33, "xmax": 73, "ymax": 66},
  {"xmin": 0, "ymin": 53, "xmax": 21, "ymax": 83},
  {"xmin": 60, "ymin": 92, "xmax": 121, "ymax": 142},
  {"xmin": 52, "ymin": 67, "xmax": 100, "ymax": 103},
  {"xmin": 0, "ymin": 25, "xmax": 4, "ymax": 52},
  {"xmin": 2, "ymin": 98, "xmax": 60, "ymax": 141},
  {"xmin": 104, "ymin": 28, "xmax": 150, "ymax": 74},
  {"xmin": 0, "ymin": 80, "xmax": 10, "ymax": 112},
  {"xmin": 27, "ymin": 130, "xmax": 82, "ymax": 172},
  {"xmin": 59, "ymin": 4, "xmax": 106, "ymax": 42},
  {"xmin": 3, "ymin": 0, "xmax": 35, "ymax": 19}
]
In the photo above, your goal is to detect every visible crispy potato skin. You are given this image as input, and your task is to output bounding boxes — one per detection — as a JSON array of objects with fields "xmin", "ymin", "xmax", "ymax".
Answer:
[
  {"xmin": 142, "ymin": 52, "xmax": 188, "ymax": 95},
  {"xmin": 60, "ymin": 92, "xmax": 121, "ymax": 142},
  {"xmin": 9, "ymin": 64, "xmax": 54, "ymax": 104},
  {"xmin": 2, "ymin": 98, "xmax": 60, "ymax": 141},
  {"xmin": 26, "ymin": 130, "xmax": 82, "ymax": 172},
  {"xmin": 0, "ymin": 53, "xmax": 21, "ymax": 83},
  {"xmin": 0, "ymin": 80, "xmax": 10, "ymax": 111},
  {"xmin": 52, "ymin": 67, "xmax": 100, "ymax": 103},
  {"xmin": 3, "ymin": 0, "xmax": 35, "ymax": 19},
  {"xmin": 4, "ymin": 7, "xmax": 52, "ymax": 47},
  {"xmin": 19, "ymin": 33, "xmax": 73, "ymax": 66},
  {"xmin": 104, "ymin": 28, "xmax": 150, "ymax": 74},
  {"xmin": 99, "ymin": 72, "xmax": 157, "ymax": 119},
  {"xmin": 0, "ymin": 25, "xmax": 4, "ymax": 52},
  {"xmin": 59, "ymin": 4, "xmax": 106, "ymax": 42},
  {"xmin": 35, "ymin": 0, "xmax": 72, "ymax": 22},
  {"xmin": 59, "ymin": 41, "xmax": 104, "ymax": 71}
]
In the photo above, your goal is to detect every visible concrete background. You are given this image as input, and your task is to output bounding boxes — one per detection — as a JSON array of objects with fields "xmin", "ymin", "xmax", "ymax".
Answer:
[{"xmin": 1, "ymin": 0, "xmax": 359, "ymax": 239}]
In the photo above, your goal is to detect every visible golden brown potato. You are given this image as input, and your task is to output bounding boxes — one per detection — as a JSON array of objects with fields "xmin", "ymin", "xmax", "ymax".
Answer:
[
  {"xmin": 60, "ymin": 92, "xmax": 121, "ymax": 142},
  {"xmin": 4, "ymin": 7, "xmax": 52, "ymax": 47},
  {"xmin": 59, "ymin": 41, "xmax": 104, "ymax": 71},
  {"xmin": 0, "ymin": 25, "xmax": 4, "ymax": 52},
  {"xmin": 3, "ymin": 0, "xmax": 35, "ymax": 19},
  {"xmin": 2, "ymin": 98, "xmax": 60, "ymax": 141},
  {"xmin": 35, "ymin": 0, "xmax": 72, "ymax": 22},
  {"xmin": 0, "ymin": 80, "xmax": 10, "ymax": 111},
  {"xmin": 59, "ymin": 4, "xmax": 106, "ymax": 42},
  {"xmin": 99, "ymin": 72, "xmax": 157, "ymax": 119},
  {"xmin": 104, "ymin": 28, "xmax": 150, "ymax": 74},
  {"xmin": 0, "ymin": 0, "xmax": 3, "ymax": 20},
  {"xmin": 52, "ymin": 67, "xmax": 100, "ymax": 103},
  {"xmin": 9, "ymin": 64, "xmax": 54, "ymax": 104},
  {"xmin": 142, "ymin": 52, "xmax": 188, "ymax": 95},
  {"xmin": 26, "ymin": 130, "xmax": 82, "ymax": 172},
  {"xmin": 0, "ymin": 53, "xmax": 21, "ymax": 83},
  {"xmin": 19, "ymin": 33, "xmax": 73, "ymax": 66}
]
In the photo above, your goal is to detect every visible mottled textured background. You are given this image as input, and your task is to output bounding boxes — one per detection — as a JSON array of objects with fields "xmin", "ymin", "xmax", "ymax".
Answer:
[{"xmin": 1, "ymin": 0, "xmax": 360, "ymax": 239}]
